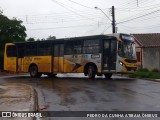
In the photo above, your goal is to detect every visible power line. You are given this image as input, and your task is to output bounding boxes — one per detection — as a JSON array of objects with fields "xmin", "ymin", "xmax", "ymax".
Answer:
[
  {"xmin": 23, "ymin": 18, "xmax": 108, "ymax": 24},
  {"xmin": 27, "ymin": 23, "xmax": 106, "ymax": 31},
  {"xmin": 51, "ymin": 0, "xmax": 85, "ymax": 17},
  {"xmin": 117, "ymin": 8, "xmax": 160, "ymax": 24},
  {"xmin": 8, "ymin": 9, "xmax": 102, "ymax": 18},
  {"xmin": 67, "ymin": 0, "xmax": 93, "ymax": 9},
  {"xmin": 118, "ymin": 0, "xmax": 137, "ymax": 8},
  {"xmin": 50, "ymin": 0, "xmax": 102, "ymax": 23},
  {"xmin": 116, "ymin": 4, "xmax": 160, "ymax": 12},
  {"xmin": 95, "ymin": 7, "xmax": 111, "ymax": 22},
  {"xmin": 120, "ymin": 24, "xmax": 160, "ymax": 31},
  {"xmin": 101, "ymin": 25, "xmax": 112, "ymax": 34},
  {"xmin": 121, "ymin": 24, "xmax": 160, "ymax": 29},
  {"xmin": 120, "ymin": 13, "xmax": 160, "ymax": 24}
]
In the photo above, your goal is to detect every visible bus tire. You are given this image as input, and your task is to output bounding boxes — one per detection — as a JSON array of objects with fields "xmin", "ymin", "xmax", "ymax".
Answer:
[
  {"xmin": 104, "ymin": 73, "xmax": 112, "ymax": 79},
  {"xmin": 29, "ymin": 65, "xmax": 40, "ymax": 78},
  {"xmin": 87, "ymin": 66, "xmax": 96, "ymax": 79}
]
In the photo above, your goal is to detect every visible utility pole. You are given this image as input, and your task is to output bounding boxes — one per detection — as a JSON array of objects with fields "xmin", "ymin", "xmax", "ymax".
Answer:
[
  {"xmin": 95, "ymin": 6, "xmax": 116, "ymax": 33},
  {"xmin": 112, "ymin": 6, "xmax": 116, "ymax": 33}
]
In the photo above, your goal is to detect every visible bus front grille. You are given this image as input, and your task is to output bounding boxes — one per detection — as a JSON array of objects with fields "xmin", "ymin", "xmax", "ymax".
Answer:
[
  {"xmin": 126, "ymin": 67, "xmax": 137, "ymax": 71},
  {"xmin": 125, "ymin": 59, "xmax": 137, "ymax": 63}
]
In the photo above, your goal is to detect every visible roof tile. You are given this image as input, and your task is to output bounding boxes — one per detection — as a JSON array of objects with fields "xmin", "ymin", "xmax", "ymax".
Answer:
[{"xmin": 132, "ymin": 33, "xmax": 160, "ymax": 47}]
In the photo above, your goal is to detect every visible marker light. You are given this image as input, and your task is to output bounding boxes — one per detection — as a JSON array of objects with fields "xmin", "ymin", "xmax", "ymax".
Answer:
[{"xmin": 119, "ymin": 61, "xmax": 125, "ymax": 66}]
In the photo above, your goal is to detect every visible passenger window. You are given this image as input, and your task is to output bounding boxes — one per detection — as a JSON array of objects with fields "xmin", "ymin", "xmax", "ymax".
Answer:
[
  {"xmin": 83, "ymin": 39, "xmax": 100, "ymax": 54},
  {"xmin": 6, "ymin": 45, "xmax": 17, "ymax": 57},
  {"xmin": 65, "ymin": 41, "xmax": 82, "ymax": 55},
  {"xmin": 111, "ymin": 40, "xmax": 117, "ymax": 53},
  {"xmin": 65, "ymin": 42, "xmax": 74, "ymax": 55},
  {"xmin": 17, "ymin": 45, "xmax": 24, "ymax": 58},
  {"xmin": 25, "ymin": 43, "xmax": 37, "ymax": 56},
  {"xmin": 38, "ymin": 43, "xmax": 51, "ymax": 56}
]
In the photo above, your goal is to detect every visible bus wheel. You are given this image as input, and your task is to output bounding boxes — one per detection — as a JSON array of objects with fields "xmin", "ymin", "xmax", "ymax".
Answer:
[
  {"xmin": 87, "ymin": 66, "xmax": 95, "ymax": 79},
  {"xmin": 29, "ymin": 65, "xmax": 39, "ymax": 78},
  {"xmin": 104, "ymin": 73, "xmax": 112, "ymax": 79}
]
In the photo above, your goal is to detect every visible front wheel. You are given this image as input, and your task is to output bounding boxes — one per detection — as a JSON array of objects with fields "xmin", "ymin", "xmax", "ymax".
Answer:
[
  {"xmin": 87, "ymin": 66, "xmax": 96, "ymax": 79},
  {"xmin": 29, "ymin": 65, "xmax": 41, "ymax": 78},
  {"xmin": 104, "ymin": 73, "xmax": 112, "ymax": 79}
]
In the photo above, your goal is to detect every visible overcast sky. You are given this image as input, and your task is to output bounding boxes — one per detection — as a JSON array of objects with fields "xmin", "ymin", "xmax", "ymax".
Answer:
[{"xmin": 0, "ymin": 0, "xmax": 160, "ymax": 39}]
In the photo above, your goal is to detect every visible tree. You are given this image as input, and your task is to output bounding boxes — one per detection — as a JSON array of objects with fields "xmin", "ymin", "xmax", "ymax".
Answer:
[
  {"xmin": 47, "ymin": 35, "xmax": 56, "ymax": 40},
  {"xmin": 0, "ymin": 14, "xmax": 27, "ymax": 70},
  {"xmin": 26, "ymin": 37, "xmax": 35, "ymax": 42}
]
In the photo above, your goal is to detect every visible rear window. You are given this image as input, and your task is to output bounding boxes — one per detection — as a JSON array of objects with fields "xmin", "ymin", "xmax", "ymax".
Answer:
[{"xmin": 6, "ymin": 45, "xmax": 17, "ymax": 57}]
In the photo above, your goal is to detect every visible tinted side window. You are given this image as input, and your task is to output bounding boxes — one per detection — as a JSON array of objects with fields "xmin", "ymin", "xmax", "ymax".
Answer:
[
  {"xmin": 17, "ymin": 45, "xmax": 24, "ymax": 58},
  {"xmin": 59, "ymin": 44, "xmax": 64, "ymax": 56},
  {"xmin": 38, "ymin": 43, "xmax": 51, "ymax": 56},
  {"xmin": 83, "ymin": 39, "xmax": 100, "ymax": 54},
  {"xmin": 73, "ymin": 41, "xmax": 82, "ymax": 54},
  {"xmin": 65, "ymin": 42, "xmax": 73, "ymax": 55},
  {"xmin": 111, "ymin": 40, "xmax": 117, "ymax": 53},
  {"xmin": 6, "ymin": 45, "xmax": 17, "ymax": 57},
  {"xmin": 25, "ymin": 43, "xmax": 37, "ymax": 56},
  {"xmin": 65, "ymin": 41, "xmax": 82, "ymax": 55},
  {"xmin": 53, "ymin": 44, "xmax": 64, "ymax": 57},
  {"xmin": 53, "ymin": 45, "xmax": 59, "ymax": 57}
]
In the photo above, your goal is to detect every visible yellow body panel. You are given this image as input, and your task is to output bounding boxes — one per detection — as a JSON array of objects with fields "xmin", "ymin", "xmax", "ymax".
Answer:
[
  {"xmin": 122, "ymin": 58, "xmax": 137, "ymax": 73},
  {"xmin": 53, "ymin": 57, "xmax": 64, "ymax": 73},
  {"xmin": 4, "ymin": 57, "xmax": 17, "ymax": 72},
  {"xmin": 4, "ymin": 43, "xmax": 17, "ymax": 72},
  {"xmin": 63, "ymin": 59, "xmax": 84, "ymax": 73},
  {"xmin": 17, "ymin": 58, "xmax": 23, "ymax": 72},
  {"xmin": 123, "ymin": 58, "xmax": 137, "ymax": 68},
  {"xmin": 64, "ymin": 59, "xmax": 76, "ymax": 72},
  {"xmin": 23, "ymin": 56, "xmax": 52, "ymax": 73}
]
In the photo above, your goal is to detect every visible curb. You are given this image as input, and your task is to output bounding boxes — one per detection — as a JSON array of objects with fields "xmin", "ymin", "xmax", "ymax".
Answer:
[
  {"xmin": 139, "ymin": 78, "xmax": 160, "ymax": 82},
  {"xmin": 28, "ymin": 84, "xmax": 37, "ymax": 111},
  {"xmin": 34, "ymin": 88, "xmax": 48, "ymax": 111}
]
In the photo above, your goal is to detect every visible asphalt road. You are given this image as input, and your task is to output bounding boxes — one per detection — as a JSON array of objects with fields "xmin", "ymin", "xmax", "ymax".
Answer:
[{"xmin": 1, "ymin": 74, "xmax": 160, "ymax": 120}]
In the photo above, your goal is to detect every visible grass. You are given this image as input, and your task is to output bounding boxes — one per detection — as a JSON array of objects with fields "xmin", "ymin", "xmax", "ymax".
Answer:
[{"xmin": 129, "ymin": 68, "xmax": 160, "ymax": 79}]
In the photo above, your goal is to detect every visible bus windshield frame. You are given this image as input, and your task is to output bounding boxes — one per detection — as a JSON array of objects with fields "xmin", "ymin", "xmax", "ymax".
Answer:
[{"xmin": 118, "ymin": 34, "xmax": 136, "ymax": 59}]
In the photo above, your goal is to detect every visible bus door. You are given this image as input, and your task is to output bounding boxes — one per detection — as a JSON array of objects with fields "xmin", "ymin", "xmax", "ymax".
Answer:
[
  {"xmin": 4, "ymin": 45, "xmax": 17, "ymax": 72},
  {"xmin": 53, "ymin": 44, "xmax": 64, "ymax": 73},
  {"xmin": 17, "ymin": 44, "xmax": 24, "ymax": 72},
  {"xmin": 103, "ymin": 38, "xmax": 117, "ymax": 71}
]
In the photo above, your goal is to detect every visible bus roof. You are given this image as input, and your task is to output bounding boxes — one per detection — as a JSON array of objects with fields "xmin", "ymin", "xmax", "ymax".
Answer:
[{"xmin": 12, "ymin": 33, "xmax": 129, "ymax": 45}]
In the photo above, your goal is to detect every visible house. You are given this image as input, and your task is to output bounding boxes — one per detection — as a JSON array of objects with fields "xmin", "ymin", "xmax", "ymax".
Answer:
[{"xmin": 132, "ymin": 33, "xmax": 160, "ymax": 71}]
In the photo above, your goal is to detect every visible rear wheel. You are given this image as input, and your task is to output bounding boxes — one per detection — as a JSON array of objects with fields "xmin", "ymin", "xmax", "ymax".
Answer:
[
  {"xmin": 87, "ymin": 66, "xmax": 96, "ymax": 79},
  {"xmin": 29, "ymin": 65, "xmax": 41, "ymax": 78},
  {"xmin": 104, "ymin": 73, "xmax": 112, "ymax": 79}
]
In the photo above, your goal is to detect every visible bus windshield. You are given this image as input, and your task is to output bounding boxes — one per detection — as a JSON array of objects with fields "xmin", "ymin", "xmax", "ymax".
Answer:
[{"xmin": 118, "ymin": 40, "xmax": 136, "ymax": 59}]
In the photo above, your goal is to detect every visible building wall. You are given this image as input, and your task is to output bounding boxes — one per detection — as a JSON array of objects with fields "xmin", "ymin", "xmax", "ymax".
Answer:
[
  {"xmin": 143, "ymin": 48, "xmax": 160, "ymax": 71},
  {"xmin": 135, "ymin": 42, "xmax": 142, "ymax": 68}
]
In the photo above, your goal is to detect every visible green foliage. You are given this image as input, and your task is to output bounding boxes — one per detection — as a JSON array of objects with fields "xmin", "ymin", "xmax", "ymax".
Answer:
[
  {"xmin": 129, "ymin": 70, "xmax": 160, "ymax": 79},
  {"xmin": 151, "ymin": 69, "xmax": 159, "ymax": 73},
  {"xmin": 0, "ymin": 14, "xmax": 27, "ymax": 70},
  {"xmin": 26, "ymin": 37, "xmax": 35, "ymax": 42},
  {"xmin": 0, "ymin": 15, "xmax": 26, "ymax": 43},
  {"xmin": 138, "ymin": 68, "xmax": 149, "ymax": 72},
  {"xmin": 0, "ymin": 54, "xmax": 3, "ymax": 71}
]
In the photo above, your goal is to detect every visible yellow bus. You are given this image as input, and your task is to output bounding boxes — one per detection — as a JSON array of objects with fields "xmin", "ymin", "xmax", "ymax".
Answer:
[{"xmin": 4, "ymin": 33, "xmax": 137, "ymax": 79}]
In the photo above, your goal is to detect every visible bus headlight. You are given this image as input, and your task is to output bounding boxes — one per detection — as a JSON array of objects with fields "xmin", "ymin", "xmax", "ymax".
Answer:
[{"xmin": 119, "ymin": 61, "xmax": 125, "ymax": 66}]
